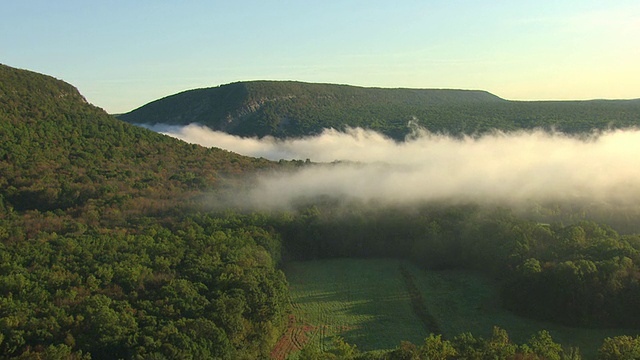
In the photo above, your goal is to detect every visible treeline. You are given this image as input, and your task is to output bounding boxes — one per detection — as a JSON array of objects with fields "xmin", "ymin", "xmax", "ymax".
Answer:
[
  {"xmin": 276, "ymin": 204, "xmax": 640, "ymax": 328},
  {"xmin": 119, "ymin": 80, "xmax": 640, "ymax": 140},
  {"xmin": 297, "ymin": 329, "xmax": 640, "ymax": 360}
]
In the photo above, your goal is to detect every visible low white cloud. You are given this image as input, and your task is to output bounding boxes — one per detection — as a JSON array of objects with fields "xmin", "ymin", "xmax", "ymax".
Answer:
[{"xmin": 143, "ymin": 123, "xmax": 640, "ymax": 211}]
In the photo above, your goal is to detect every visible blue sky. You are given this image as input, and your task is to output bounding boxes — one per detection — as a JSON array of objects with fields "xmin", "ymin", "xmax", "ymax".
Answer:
[{"xmin": 2, "ymin": 0, "xmax": 639, "ymax": 113}]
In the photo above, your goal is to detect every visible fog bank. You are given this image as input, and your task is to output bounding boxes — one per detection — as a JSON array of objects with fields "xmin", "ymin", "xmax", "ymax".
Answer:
[{"xmin": 144, "ymin": 123, "xmax": 640, "ymax": 210}]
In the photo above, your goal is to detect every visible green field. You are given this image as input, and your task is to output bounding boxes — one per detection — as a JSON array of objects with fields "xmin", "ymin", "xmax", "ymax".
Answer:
[
  {"xmin": 284, "ymin": 258, "xmax": 638, "ymax": 359},
  {"xmin": 284, "ymin": 258, "xmax": 427, "ymax": 354}
]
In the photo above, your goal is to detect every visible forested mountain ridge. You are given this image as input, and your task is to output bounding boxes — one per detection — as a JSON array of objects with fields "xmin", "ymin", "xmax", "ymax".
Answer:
[
  {"xmin": 119, "ymin": 80, "xmax": 640, "ymax": 140},
  {"xmin": 0, "ymin": 64, "xmax": 274, "ymax": 215},
  {"xmin": 0, "ymin": 64, "xmax": 289, "ymax": 359}
]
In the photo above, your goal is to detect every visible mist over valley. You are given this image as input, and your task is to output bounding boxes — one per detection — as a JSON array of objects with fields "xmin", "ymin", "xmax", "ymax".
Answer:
[{"xmin": 142, "ymin": 122, "xmax": 640, "ymax": 231}]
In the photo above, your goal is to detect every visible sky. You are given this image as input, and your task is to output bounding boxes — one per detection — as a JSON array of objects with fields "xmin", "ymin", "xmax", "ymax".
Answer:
[{"xmin": 2, "ymin": 0, "xmax": 639, "ymax": 114}]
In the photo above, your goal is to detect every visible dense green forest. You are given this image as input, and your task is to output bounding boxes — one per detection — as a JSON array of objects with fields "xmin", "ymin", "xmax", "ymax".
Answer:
[
  {"xmin": 2, "ymin": 64, "xmax": 640, "ymax": 359},
  {"xmin": 118, "ymin": 80, "xmax": 640, "ymax": 140},
  {"xmin": 0, "ymin": 64, "xmax": 287, "ymax": 359}
]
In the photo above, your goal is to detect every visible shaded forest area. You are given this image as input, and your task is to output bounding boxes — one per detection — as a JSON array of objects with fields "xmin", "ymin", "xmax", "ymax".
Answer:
[{"xmin": 2, "ymin": 64, "xmax": 640, "ymax": 359}]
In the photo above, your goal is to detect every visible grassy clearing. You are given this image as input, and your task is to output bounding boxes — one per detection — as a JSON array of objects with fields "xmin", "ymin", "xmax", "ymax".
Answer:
[
  {"xmin": 283, "ymin": 258, "xmax": 428, "ymax": 354},
  {"xmin": 284, "ymin": 258, "xmax": 639, "ymax": 359}
]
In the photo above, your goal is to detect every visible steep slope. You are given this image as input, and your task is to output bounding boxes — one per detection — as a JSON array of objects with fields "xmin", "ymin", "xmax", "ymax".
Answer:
[
  {"xmin": 0, "ymin": 64, "xmax": 287, "ymax": 359},
  {"xmin": 0, "ymin": 64, "xmax": 272, "ymax": 215},
  {"xmin": 119, "ymin": 80, "xmax": 640, "ymax": 140}
]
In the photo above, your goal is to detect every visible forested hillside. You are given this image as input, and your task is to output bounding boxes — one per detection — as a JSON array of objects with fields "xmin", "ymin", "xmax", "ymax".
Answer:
[
  {"xmin": 0, "ymin": 64, "xmax": 288, "ymax": 359},
  {"xmin": 0, "ymin": 65, "xmax": 277, "ymax": 215},
  {"xmin": 119, "ymin": 80, "xmax": 640, "ymax": 140}
]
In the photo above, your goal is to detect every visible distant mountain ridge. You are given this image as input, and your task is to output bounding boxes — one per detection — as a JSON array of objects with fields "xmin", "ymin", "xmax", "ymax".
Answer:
[{"xmin": 119, "ymin": 80, "xmax": 640, "ymax": 140}]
